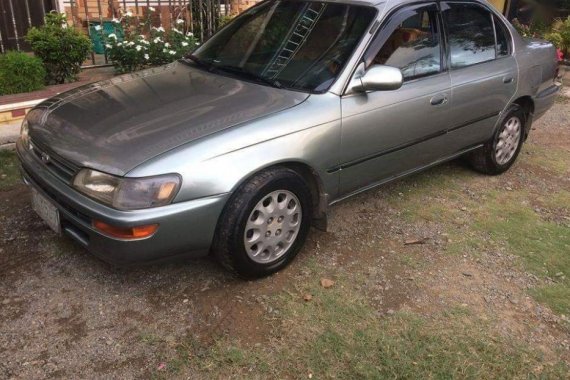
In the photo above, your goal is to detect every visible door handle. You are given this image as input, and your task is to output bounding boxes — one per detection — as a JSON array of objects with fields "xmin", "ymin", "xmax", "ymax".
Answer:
[
  {"xmin": 430, "ymin": 94, "xmax": 448, "ymax": 106},
  {"xmin": 503, "ymin": 76, "xmax": 514, "ymax": 84}
]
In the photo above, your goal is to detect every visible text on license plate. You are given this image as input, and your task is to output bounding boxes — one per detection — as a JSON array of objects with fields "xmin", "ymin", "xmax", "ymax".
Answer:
[{"xmin": 31, "ymin": 188, "xmax": 61, "ymax": 234}]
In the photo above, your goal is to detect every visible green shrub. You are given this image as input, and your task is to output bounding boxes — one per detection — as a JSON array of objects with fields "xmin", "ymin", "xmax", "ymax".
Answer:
[
  {"xmin": 544, "ymin": 31, "xmax": 564, "ymax": 49},
  {"xmin": 0, "ymin": 51, "xmax": 46, "ymax": 95},
  {"xmin": 218, "ymin": 14, "xmax": 235, "ymax": 28},
  {"xmin": 513, "ymin": 16, "xmax": 570, "ymax": 59},
  {"xmin": 26, "ymin": 12, "xmax": 91, "ymax": 84},
  {"xmin": 549, "ymin": 16, "xmax": 570, "ymax": 57},
  {"xmin": 105, "ymin": 8, "xmax": 199, "ymax": 73}
]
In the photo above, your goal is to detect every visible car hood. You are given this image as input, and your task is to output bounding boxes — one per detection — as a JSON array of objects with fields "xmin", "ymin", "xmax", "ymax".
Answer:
[{"xmin": 27, "ymin": 61, "xmax": 309, "ymax": 176}]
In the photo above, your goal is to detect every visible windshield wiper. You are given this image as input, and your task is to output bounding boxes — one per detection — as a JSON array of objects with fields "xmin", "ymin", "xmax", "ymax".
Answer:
[
  {"xmin": 183, "ymin": 55, "xmax": 216, "ymax": 72},
  {"xmin": 213, "ymin": 65, "xmax": 283, "ymax": 89}
]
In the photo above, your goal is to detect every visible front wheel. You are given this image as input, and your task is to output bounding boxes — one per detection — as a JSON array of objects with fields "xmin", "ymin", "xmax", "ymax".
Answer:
[
  {"xmin": 212, "ymin": 167, "xmax": 312, "ymax": 278},
  {"xmin": 468, "ymin": 104, "xmax": 526, "ymax": 175}
]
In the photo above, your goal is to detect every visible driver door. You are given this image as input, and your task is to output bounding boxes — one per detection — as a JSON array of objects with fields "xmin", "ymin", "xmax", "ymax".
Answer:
[{"xmin": 339, "ymin": 3, "xmax": 452, "ymax": 196}]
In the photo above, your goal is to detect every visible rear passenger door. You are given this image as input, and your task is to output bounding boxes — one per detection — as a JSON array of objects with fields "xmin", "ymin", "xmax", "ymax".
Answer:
[{"xmin": 442, "ymin": 2, "xmax": 517, "ymax": 147}]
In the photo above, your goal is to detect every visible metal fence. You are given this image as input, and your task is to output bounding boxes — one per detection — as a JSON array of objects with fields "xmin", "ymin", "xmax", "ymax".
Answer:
[
  {"xmin": 0, "ymin": 0, "xmax": 50, "ymax": 53},
  {"xmin": 0, "ymin": 0, "xmax": 255, "ymax": 67}
]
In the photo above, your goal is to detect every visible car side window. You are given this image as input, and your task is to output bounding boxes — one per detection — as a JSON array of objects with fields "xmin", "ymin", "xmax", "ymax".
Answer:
[
  {"xmin": 372, "ymin": 6, "xmax": 442, "ymax": 81},
  {"xmin": 494, "ymin": 15, "xmax": 511, "ymax": 57},
  {"xmin": 443, "ymin": 3, "xmax": 496, "ymax": 68}
]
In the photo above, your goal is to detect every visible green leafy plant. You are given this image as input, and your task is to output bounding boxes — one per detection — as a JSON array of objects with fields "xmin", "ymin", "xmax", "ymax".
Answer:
[
  {"xmin": 218, "ymin": 14, "xmax": 235, "ymax": 28},
  {"xmin": 0, "ymin": 51, "xmax": 46, "ymax": 95},
  {"xmin": 26, "ymin": 12, "xmax": 91, "ymax": 84},
  {"xmin": 547, "ymin": 16, "xmax": 570, "ymax": 57},
  {"xmin": 105, "ymin": 8, "xmax": 199, "ymax": 74},
  {"xmin": 512, "ymin": 16, "xmax": 570, "ymax": 60},
  {"xmin": 512, "ymin": 18, "xmax": 541, "ymax": 38}
]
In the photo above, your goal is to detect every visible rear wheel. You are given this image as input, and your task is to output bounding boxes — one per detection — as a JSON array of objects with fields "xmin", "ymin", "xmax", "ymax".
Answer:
[
  {"xmin": 468, "ymin": 104, "xmax": 526, "ymax": 175},
  {"xmin": 212, "ymin": 167, "xmax": 312, "ymax": 278}
]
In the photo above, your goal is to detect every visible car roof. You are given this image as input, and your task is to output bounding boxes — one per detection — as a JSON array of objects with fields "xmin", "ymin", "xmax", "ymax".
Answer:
[{"xmin": 307, "ymin": 0, "xmax": 489, "ymax": 8}]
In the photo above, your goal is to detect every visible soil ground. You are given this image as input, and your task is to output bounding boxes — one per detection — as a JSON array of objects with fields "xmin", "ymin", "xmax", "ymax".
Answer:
[{"xmin": 0, "ymin": 97, "xmax": 569, "ymax": 379}]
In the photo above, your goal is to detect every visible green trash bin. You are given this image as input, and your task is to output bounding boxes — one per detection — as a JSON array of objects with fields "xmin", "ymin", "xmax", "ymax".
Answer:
[{"xmin": 89, "ymin": 21, "xmax": 124, "ymax": 54}]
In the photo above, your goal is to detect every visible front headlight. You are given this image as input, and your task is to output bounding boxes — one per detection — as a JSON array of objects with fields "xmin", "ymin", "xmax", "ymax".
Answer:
[
  {"xmin": 20, "ymin": 119, "xmax": 30, "ymax": 148},
  {"xmin": 72, "ymin": 169, "xmax": 181, "ymax": 210}
]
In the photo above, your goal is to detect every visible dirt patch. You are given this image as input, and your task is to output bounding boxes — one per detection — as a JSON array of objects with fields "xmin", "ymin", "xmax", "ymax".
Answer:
[
  {"xmin": 414, "ymin": 254, "xmax": 570, "ymax": 360},
  {"xmin": 1, "ymin": 102, "xmax": 569, "ymax": 378}
]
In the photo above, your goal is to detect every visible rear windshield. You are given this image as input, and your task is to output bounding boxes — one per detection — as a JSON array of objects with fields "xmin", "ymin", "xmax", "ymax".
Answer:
[{"xmin": 188, "ymin": 0, "xmax": 376, "ymax": 93}]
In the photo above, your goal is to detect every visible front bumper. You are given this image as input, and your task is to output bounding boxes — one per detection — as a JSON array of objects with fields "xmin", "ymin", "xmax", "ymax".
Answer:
[{"xmin": 17, "ymin": 139, "xmax": 229, "ymax": 265}]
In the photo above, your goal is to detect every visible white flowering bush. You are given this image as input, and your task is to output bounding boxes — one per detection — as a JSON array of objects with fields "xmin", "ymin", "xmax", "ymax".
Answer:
[{"xmin": 105, "ymin": 8, "xmax": 199, "ymax": 73}]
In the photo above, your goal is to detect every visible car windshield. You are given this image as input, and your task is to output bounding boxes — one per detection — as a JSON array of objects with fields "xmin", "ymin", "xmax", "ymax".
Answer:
[{"xmin": 187, "ymin": 0, "xmax": 376, "ymax": 93}]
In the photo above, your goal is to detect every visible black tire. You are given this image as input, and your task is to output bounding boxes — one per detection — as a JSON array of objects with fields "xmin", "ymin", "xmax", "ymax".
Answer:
[
  {"xmin": 212, "ymin": 167, "xmax": 313, "ymax": 279},
  {"xmin": 468, "ymin": 104, "xmax": 526, "ymax": 175}
]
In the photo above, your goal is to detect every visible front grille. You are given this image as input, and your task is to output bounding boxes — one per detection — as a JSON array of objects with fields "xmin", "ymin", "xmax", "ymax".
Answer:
[
  {"xmin": 21, "ymin": 165, "xmax": 90, "ymax": 225},
  {"xmin": 29, "ymin": 139, "xmax": 79, "ymax": 183}
]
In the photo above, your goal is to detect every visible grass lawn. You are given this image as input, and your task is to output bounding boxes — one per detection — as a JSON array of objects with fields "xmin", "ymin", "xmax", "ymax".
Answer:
[
  {"xmin": 0, "ymin": 150, "xmax": 20, "ymax": 190},
  {"xmin": 151, "ymin": 140, "xmax": 570, "ymax": 378}
]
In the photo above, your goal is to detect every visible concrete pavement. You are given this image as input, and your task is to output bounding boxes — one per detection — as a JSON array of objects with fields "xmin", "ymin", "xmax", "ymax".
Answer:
[{"xmin": 0, "ymin": 123, "xmax": 20, "ymax": 151}]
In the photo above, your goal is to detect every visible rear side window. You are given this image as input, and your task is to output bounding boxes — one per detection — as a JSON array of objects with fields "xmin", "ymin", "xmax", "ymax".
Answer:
[
  {"xmin": 372, "ymin": 5, "xmax": 442, "ymax": 80},
  {"xmin": 494, "ymin": 15, "xmax": 510, "ymax": 57},
  {"xmin": 443, "ymin": 3, "xmax": 496, "ymax": 68}
]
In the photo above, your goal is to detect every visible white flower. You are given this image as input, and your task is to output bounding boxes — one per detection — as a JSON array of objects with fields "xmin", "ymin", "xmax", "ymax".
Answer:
[
  {"xmin": 153, "ymin": 37, "xmax": 161, "ymax": 43},
  {"xmin": 181, "ymin": 41, "xmax": 188, "ymax": 47},
  {"xmin": 125, "ymin": 10, "xmax": 133, "ymax": 17},
  {"xmin": 172, "ymin": 28, "xmax": 183, "ymax": 34},
  {"xmin": 94, "ymin": 25, "xmax": 102, "ymax": 31},
  {"xmin": 108, "ymin": 33, "xmax": 117, "ymax": 39},
  {"xmin": 169, "ymin": 50, "xmax": 176, "ymax": 55},
  {"xmin": 195, "ymin": 42, "xmax": 200, "ymax": 46},
  {"xmin": 164, "ymin": 42, "xmax": 170, "ymax": 48},
  {"xmin": 135, "ymin": 45, "xmax": 142, "ymax": 51},
  {"xmin": 148, "ymin": 6, "xmax": 156, "ymax": 12},
  {"xmin": 141, "ymin": 40, "xmax": 150, "ymax": 45},
  {"xmin": 105, "ymin": 44, "xmax": 112, "ymax": 49},
  {"xmin": 144, "ymin": 53, "xmax": 150, "ymax": 60},
  {"xmin": 127, "ymin": 41, "xmax": 135, "ymax": 46},
  {"xmin": 176, "ymin": 19, "xmax": 184, "ymax": 24},
  {"xmin": 61, "ymin": 23, "xmax": 68, "ymax": 29},
  {"xmin": 112, "ymin": 17, "xmax": 120, "ymax": 23},
  {"xmin": 186, "ymin": 32, "xmax": 194, "ymax": 37},
  {"xmin": 157, "ymin": 26, "xmax": 165, "ymax": 32},
  {"xmin": 117, "ymin": 42, "xmax": 123, "ymax": 46},
  {"xmin": 162, "ymin": 48, "xmax": 167, "ymax": 53}
]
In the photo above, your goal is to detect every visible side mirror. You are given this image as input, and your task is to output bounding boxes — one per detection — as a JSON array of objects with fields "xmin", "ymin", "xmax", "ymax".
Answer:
[{"xmin": 352, "ymin": 65, "xmax": 403, "ymax": 92}]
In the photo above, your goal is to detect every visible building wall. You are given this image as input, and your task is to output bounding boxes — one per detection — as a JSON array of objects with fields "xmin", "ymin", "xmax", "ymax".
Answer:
[
  {"xmin": 229, "ymin": 0, "xmax": 259, "ymax": 15},
  {"xmin": 488, "ymin": 0, "xmax": 508, "ymax": 14}
]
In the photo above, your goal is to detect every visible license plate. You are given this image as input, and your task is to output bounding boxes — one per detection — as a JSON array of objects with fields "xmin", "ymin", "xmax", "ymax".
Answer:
[{"xmin": 31, "ymin": 188, "xmax": 61, "ymax": 234}]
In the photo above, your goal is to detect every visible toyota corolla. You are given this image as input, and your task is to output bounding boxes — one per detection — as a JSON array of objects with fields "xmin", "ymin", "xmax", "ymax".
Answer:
[{"xmin": 17, "ymin": 0, "xmax": 559, "ymax": 277}]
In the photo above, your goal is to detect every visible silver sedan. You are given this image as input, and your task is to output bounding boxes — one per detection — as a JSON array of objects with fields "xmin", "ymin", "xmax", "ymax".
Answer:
[{"xmin": 17, "ymin": 0, "xmax": 560, "ymax": 277}]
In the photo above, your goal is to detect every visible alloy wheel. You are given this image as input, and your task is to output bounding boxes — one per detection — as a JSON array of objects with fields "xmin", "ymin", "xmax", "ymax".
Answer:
[{"xmin": 495, "ymin": 116, "xmax": 522, "ymax": 165}]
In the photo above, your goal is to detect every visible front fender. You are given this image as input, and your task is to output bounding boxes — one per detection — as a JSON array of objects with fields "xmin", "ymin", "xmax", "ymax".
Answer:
[{"xmin": 127, "ymin": 93, "xmax": 342, "ymax": 203}]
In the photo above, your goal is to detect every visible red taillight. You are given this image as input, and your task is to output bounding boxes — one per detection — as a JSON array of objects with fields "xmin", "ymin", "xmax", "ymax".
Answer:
[{"xmin": 93, "ymin": 220, "xmax": 158, "ymax": 239}]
